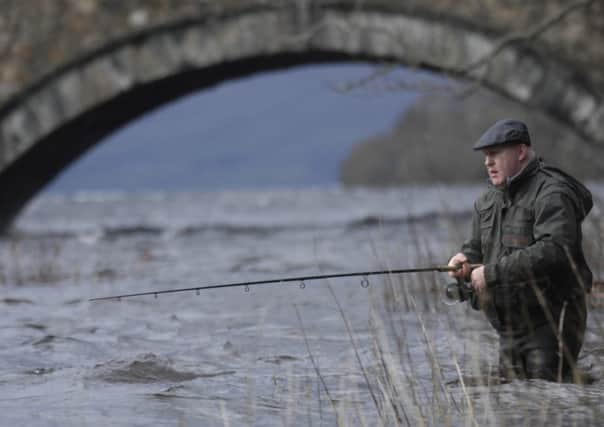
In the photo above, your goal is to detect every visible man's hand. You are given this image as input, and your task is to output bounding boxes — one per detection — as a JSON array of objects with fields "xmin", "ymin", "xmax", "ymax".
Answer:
[
  {"xmin": 470, "ymin": 266, "xmax": 487, "ymax": 292},
  {"xmin": 470, "ymin": 266, "xmax": 490, "ymax": 307},
  {"xmin": 447, "ymin": 253, "xmax": 471, "ymax": 279}
]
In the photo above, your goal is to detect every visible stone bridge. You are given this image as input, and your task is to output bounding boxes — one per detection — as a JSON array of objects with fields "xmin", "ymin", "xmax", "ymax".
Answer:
[{"xmin": 0, "ymin": 0, "xmax": 603, "ymax": 231}]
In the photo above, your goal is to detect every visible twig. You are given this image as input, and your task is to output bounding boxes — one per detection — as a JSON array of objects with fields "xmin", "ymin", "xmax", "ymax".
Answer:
[
  {"xmin": 325, "ymin": 282, "xmax": 387, "ymax": 422},
  {"xmin": 557, "ymin": 300, "xmax": 568, "ymax": 383},
  {"xmin": 522, "ymin": 264, "xmax": 583, "ymax": 384},
  {"xmin": 370, "ymin": 310, "xmax": 413, "ymax": 426},
  {"xmin": 461, "ymin": 0, "xmax": 597, "ymax": 74},
  {"xmin": 333, "ymin": 0, "xmax": 596, "ymax": 98},
  {"xmin": 330, "ymin": 64, "xmax": 397, "ymax": 94},
  {"xmin": 293, "ymin": 304, "xmax": 341, "ymax": 425},
  {"xmin": 445, "ymin": 330, "xmax": 479, "ymax": 427}
]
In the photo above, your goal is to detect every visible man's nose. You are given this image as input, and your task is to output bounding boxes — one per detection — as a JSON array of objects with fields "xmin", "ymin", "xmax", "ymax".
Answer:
[{"xmin": 485, "ymin": 155, "xmax": 494, "ymax": 166}]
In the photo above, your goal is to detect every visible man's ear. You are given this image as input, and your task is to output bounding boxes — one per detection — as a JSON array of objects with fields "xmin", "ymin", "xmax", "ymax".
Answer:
[{"xmin": 518, "ymin": 144, "xmax": 529, "ymax": 161}]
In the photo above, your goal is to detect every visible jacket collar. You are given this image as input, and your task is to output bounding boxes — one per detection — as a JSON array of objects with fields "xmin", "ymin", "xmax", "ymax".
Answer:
[{"xmin": 506, "ymin": 156, "xmax": 540, "ymax": 193}]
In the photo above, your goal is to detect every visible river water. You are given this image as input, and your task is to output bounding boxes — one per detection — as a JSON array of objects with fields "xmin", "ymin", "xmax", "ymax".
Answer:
[{"xmin": 1, "ymin": 185, "xmax": 603, "ymax": 426}]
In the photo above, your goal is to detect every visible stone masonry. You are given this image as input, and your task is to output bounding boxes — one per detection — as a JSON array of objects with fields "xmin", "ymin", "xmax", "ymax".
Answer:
[{"xmin": 0, "ymin": 0, "xmax": 602, "ymax": 231}]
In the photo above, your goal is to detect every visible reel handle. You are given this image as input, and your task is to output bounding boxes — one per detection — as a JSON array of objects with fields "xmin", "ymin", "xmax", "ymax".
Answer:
[{"xmin": 444, "ymin": 278, "xmax": 474, "ymax": 304}]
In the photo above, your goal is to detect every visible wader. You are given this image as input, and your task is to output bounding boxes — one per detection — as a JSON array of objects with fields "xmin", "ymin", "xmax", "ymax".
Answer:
[{"xmin": 497, "ymin": 293, "xmax": 587, "ymax": 380}]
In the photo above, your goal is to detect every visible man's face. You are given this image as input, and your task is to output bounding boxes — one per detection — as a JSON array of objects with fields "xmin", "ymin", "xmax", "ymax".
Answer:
[{"xmin": 482, "ymin": 144, "xmax": 524, "ymax": 187}]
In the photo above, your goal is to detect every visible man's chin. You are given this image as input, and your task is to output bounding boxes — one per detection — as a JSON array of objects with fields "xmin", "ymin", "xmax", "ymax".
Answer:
[{"xmin": 489, "ymin": 177, "xmax": 504, "ymax": 187}]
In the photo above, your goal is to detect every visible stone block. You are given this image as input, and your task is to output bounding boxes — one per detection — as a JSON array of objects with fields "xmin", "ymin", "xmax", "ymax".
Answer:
[
  {"xmin": 25, "ymin": 88, "xmax": 63, "ymax": 137},
  {"xmin": 181, "ymin": 27, "xmax": 224, "ymax": 68},
  {"xmin": 585, "ymin": 104, "xmax": 604, "ymax": 143},
  {"xmin": 81, "ymin": 58, "xmax": 134, "ymax": 106},
  {"xmin": 499, "ymin": 52, "xmax": 544, "ymax": 102},
  {"xmin": 1, "ymin": 109, "xmax": 36, "ymax": 167},
  {"xmin": 259, "ymin": 13, "xmax": 301, "ymax": 54},
  {"xmin": 462, "ymin": 33, "xmax": 497, "ymax": 78},
  {"xmin": 309, "ymin": 14, "xmax": 349, "ymax": 53},
  {"xmin": 217, "ymin": 15, "xmax": 276, "ymax": 61},
  {"xmin": 559, "ymin": 83, "xmax": 598, "ymax": 125},
  {"xmin": 534, "ymin": 63, "xmax": 574, "ymax": 113},
  {"xmin": 127, "ymin": 38, "xmax": 179, "ymax": 84},
  {"xmin": 54, "ymin": 72, "xmax": 86, "ymax": 120}
]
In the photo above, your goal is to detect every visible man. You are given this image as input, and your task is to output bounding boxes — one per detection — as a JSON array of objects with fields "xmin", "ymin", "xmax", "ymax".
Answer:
[{"xmin": 448, "ymin": 119, "xmax": 593, "ymax": 381}]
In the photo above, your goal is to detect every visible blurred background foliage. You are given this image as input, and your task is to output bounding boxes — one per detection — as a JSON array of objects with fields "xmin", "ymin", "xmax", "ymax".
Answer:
[{"xmin": 340, "ymin": 87, "xmax": 604, "ymax": 185}]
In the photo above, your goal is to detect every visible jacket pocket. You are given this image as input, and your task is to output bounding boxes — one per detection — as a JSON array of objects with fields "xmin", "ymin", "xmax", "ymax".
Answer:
[{"xmin": 478, "ymin": 201, "xmax": 495, "ymax": 230}]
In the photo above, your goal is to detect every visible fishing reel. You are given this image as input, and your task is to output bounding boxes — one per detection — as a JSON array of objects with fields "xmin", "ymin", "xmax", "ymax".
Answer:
[{"xmin": 443, "ymin": 278, "xmax": 474, "ymax": 305}]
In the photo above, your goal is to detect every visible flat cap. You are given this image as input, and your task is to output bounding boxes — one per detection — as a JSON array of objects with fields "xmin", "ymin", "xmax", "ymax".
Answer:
[{"xmin": 473, "ymin": 119, "xmax": 531, "ymax": 151}]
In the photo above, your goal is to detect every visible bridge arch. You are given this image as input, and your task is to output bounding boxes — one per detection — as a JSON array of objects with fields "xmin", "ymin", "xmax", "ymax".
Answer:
[{"xmin": 1, "ymin": 4, "xmax": 602, "ymax": 231}]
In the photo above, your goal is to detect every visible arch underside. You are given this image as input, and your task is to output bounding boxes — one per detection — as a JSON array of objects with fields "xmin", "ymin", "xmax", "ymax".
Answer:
[
  {"xmin": 0, "ymin": 52, "xmax": 377, "ymax": 232},
  {"xmin": 0, "ymin": 8, "xmax": 601, "ymax": 232}
]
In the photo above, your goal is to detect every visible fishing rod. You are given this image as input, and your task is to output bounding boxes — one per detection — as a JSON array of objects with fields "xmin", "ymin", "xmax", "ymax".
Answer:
[{"xmin": 89, "ymin": 264, "xmax": 481, "ymax": 302}]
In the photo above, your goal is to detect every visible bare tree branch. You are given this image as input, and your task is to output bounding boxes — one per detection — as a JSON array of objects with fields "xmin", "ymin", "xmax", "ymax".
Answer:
[
  {"xmin": 330, "ymin": 64, "xmax": 397, "ymax": 94},
  {"xmin": 461, "ymin": 0, "xmax": 597, "ymax": 74},
  {"xmin": 333, "ymin": 0, "xmax": 597, "ymax": 97}
]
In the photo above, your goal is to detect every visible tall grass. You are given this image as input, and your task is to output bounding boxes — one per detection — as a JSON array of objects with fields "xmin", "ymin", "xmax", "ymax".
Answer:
[
  {"xmin": 0, "ymin": 236, "xmax": 64, "ymax": 285},
  {"xmin": 297, "ymin": 199, "xmax": 604, "ymax": 427}
]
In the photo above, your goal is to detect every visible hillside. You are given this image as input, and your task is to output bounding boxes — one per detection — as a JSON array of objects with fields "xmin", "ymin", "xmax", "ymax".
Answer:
[{"xmin": 340, "ymin": 89, "xmax": 604, "ymax": 186}]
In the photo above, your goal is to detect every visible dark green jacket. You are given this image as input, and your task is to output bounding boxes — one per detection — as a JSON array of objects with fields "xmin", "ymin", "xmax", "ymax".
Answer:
[{"xmin": 461, "ymin": 157, "xmax": 593, "ymax": 331}]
